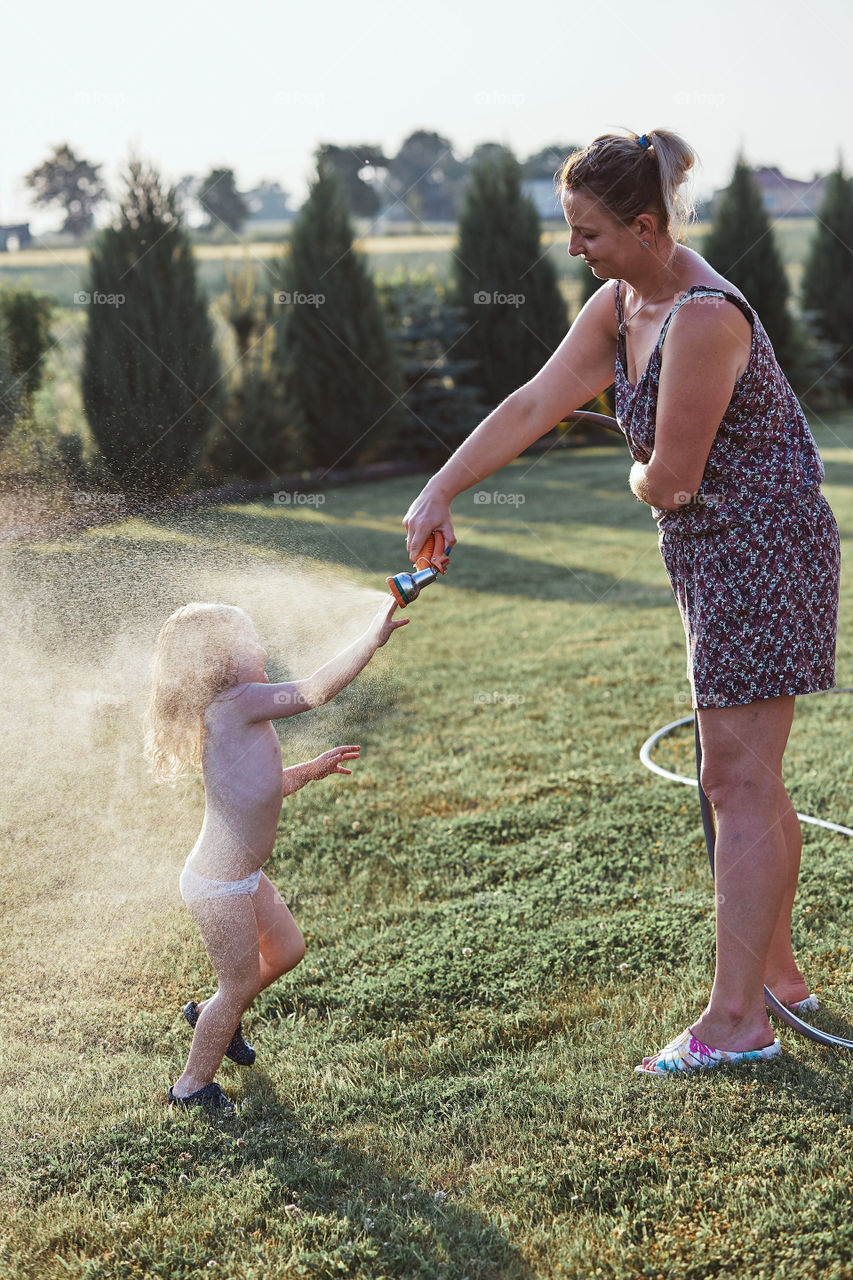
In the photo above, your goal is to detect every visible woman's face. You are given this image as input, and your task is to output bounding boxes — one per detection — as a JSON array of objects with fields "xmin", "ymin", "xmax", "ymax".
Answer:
[{"xmin": 562, "ymin": 188, "xmax": 640, "ymax": 280}]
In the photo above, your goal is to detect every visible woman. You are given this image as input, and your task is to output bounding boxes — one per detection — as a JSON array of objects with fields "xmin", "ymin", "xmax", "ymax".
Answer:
[{"xmin": 402, "ymin": 129, "xmax": 840, "ymax": 1075}]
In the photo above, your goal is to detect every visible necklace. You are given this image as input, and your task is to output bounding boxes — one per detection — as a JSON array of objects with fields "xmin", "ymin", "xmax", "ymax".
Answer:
[
  {"xmin": 617, "ymin": 277, "xmax": 673, "ymax": 336},
  {"xmin": 618, "ymin": 244, "xmax": 681, "ymax": 336}
]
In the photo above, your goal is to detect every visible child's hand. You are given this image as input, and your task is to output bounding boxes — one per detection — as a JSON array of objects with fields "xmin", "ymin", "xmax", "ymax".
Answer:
[
  {"xmin": 307, "ymin": 745, "xmax": 361, "ymax": 779},
  {"xmin": 370, "ymin": 596, "xmax": 411, "ymax": 648}
]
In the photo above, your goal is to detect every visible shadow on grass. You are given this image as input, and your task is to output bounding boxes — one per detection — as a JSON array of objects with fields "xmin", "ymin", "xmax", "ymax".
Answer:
[
  {"xmin": 137, "ymin": 506, "xmax": 673, "ymax": 609},
  {"xmin": 10, "ymin": 1086, "xmax": 536, "ymax": 1280}
]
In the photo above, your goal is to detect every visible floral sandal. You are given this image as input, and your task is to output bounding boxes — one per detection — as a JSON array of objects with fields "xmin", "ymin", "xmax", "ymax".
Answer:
[
  {"xmin": 787, "ymin": 994, "xmax": 819, "ymax": 1015},
  {"xmin": 635, "ymin": 1026, "xmax": 782, "ymax": 1075}
]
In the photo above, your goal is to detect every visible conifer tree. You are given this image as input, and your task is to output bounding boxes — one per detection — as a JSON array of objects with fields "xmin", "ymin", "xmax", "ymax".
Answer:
[
  {"xmin": 202, "ymin": 257, "xmax": 291, "ymax": 481},
  {"xmin": 568, "ymin": 270, "xmax": 615, "ymax": 420},
  {"xmin": 377, "ymin": 267, "xmax": 491, "ymax": 461},
  {"xmin": 81, "ymin": 156, "xmax": 221, "ymax": 496},
  {"xmin": 0, "ymin": 286, "xmax": 53, "ymax": 406},
  {"xmin": 702, "ymin": 157, "xmax": 793, "ymax": 369},
  {"xmin": 273, "ymin": 159, "xmax": 404, "ymax": 470},
  {"xmin": 451, "ymin": 147, "xmax": 568, "ymax": 408},
  {"xmin": 0, "ymin": 322, "xmax": 21, "ymax": 449},
  {"xmin": 801, "ymin": 164, "xmax": 853, "ymax": 395}
]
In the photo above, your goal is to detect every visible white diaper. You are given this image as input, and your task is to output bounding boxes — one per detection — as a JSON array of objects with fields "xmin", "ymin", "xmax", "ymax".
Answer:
[{"xmin": 179, "ymin": 863, "xmax": 262, "ymax": 904}]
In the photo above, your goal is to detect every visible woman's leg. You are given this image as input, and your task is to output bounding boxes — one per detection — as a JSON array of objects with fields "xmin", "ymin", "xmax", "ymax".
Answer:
[
  {"xmin": 643, "ymin": 695, "xmax": 796, "ymax": 1063},
  {"xmin": 173, "ymin": 894, "xmax": 261, "ymax": 1097},
  {"xmin": 763, "ymin": 788, "xmax": 810, "ymax": 1005},
  {"xmin": 193, "ymin": 875, "xmax": 305, "ymax": 1017}
]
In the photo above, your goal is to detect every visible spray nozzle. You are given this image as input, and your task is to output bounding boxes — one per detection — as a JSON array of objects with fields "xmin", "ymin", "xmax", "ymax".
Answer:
[{"xmin": 386, "ymin": 531, "xmax": 451, "ymax": 607}]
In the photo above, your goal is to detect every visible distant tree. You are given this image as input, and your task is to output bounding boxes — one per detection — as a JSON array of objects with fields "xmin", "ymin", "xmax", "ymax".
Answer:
[
  {"xmin": 570, "ymin": 268, "xmax": 616, "ymax": 419},
  {"xmin": 801, "ymin": 163, "xmax": 853, "ymax": 396},
  {"xmin": 315, "ymin": 145, "xmax": 389, "ymax": 217},
  {"xmin": 244, "ymin": 180, "xmax": 293, "ymax": 221},
  {"xmin": 25, "ymin": 143, "xmax": 107, "ymax": 236},
  {"xmin": 703, "ymin": 157, "xmax": 793, "ymax": 369},
  {"xmin": 81, "ymin": 155, "xmax": 222, "ymax": 496},
  {"xmin": 272, "ymin": 159, "xmax": 405, "ymax": 470},
  {"xmin": 523, "ymin": 143, "xmax": 581, "ymax": 181},
  {"xmin": 0, "ymin": 286, "xmax": 53, "ymax": 404},
  {"xmin": 174, "ymin": 174, "xmax": 201, "ymax": 222},
  {"xmin": 376, "ymin": 267, "xmax": 491, "ymax": 461},
  {"xmin": 387, "ymin": 131, "xmax": 465, "ymax": 220},
  {"xmin": 202, "ymin": 256, "xmax": 290, "ymax": 481},
  {"xmin": 579, "ymin": 266, "xmax": 605, "ymax": 307},
  {"xmin": 468, "ymin": 142, "xmax": 507, "ymax": 169},
  {"xmin": 451, "ymin": 145, "xmax": 568, "ymax": 408},
  {"xmin": 197, "ymin": 168, "xmax": 250, "ymax": 233}
]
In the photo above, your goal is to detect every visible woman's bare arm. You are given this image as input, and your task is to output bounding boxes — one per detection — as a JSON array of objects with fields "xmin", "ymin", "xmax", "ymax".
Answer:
[
  {"xmin": 404, "ymin": 283, "xmax": 617, "ymax": 556},
  {"xmin": 629, "ymin": 298, "xmax": 752, "ymax": 510}
]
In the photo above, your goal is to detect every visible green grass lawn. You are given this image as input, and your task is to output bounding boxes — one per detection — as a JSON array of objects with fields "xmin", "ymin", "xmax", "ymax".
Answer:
[{"xmin": 1, "ymin": 418, "xmax": 851, "ymax": 1279}]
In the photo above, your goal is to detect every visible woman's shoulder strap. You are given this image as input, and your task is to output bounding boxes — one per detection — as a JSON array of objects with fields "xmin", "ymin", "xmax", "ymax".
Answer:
[
  {"xmin": 658, "ymin": 285, "xmax": 754, "ymax": 351},
  {"xmin": 613, "ymin": 278, "xmax": 625, "ymax": 324}
]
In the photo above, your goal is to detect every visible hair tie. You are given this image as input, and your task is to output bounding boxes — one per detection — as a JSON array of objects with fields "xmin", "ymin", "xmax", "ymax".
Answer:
[{"xmin": 638, "ymin": 134, "xmax": 650, "ymax": 150}]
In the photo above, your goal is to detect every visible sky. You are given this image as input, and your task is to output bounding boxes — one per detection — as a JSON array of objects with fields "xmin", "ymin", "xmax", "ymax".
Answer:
[{"xmin": 3, "ymin": 0, "xmax": 850, "ymax": 233}]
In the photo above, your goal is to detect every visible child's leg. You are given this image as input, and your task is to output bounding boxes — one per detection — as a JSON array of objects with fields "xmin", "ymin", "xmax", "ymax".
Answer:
[
  {"xmin": 173, "ymin": 893, "xmax": 261, "ymax": 1097},
  {"xmin": 194, "ymin": 874, "xmax": 305, "ymax": 1014},
  {"xmin": 255, "ymin": 873, "xmax": 307, "ymax": 988}
]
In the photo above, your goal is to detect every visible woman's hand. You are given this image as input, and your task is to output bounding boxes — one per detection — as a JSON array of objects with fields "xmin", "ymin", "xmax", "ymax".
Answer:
[{"xmin": 402, "ymin": 482, "xmax": 456, "ymax": 563}]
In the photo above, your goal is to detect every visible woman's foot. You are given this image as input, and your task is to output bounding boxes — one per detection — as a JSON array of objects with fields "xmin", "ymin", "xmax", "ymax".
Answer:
[
  {"xmin": 763, "ymin": 965, "xmax": 810, "ymax": 1006},
  {"xmin": 768, "ymin": 991, "xmax": 819, "ymax": 1016},
  {"xmin": 636, "ymin": 1026, "xmax": 782, "ymax": 1075},
  {"xmin": 687, "ymin": 1008, "xmax": 776, "ymax": 1053},
  {"xmin": 764, "ymin": 967, "xmax": 819, "ymax": 1013}
]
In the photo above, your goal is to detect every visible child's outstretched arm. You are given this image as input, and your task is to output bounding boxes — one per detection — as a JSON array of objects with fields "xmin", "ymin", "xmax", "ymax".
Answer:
[
  {"xmin": 282, "ymin": 745, "xmax": 361, "ymax": 796},
  {"xmin": 240, "ymin": 596, "xmax": 408, "ymax": 723}
]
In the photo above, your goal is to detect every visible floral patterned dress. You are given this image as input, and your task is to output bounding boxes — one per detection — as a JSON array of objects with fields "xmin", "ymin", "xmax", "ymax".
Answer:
[{"xmin": 613, "ymin": 281, "xmax": 840, "ymax": 709}]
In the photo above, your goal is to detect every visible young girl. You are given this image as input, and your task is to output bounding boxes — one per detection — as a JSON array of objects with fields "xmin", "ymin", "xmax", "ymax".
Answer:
[{"xmin": 144, "ymin": 594, "xmax": 408, "ymax": 1109}]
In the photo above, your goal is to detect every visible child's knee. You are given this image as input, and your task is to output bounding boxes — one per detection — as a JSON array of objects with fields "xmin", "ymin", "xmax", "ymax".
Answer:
[
  {"xmin": 262, "ymin": 922, "xmax": 306, "ymax": 977},
  {"xmin": 277, "ymin": 933, "xmax": 306, "ymax": 975}
]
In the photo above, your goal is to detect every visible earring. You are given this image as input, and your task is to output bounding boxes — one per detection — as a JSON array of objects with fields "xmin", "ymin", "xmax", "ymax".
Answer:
[{"xmin": 640, "ymin": 241, "xmax": 650, "ymax": 249}]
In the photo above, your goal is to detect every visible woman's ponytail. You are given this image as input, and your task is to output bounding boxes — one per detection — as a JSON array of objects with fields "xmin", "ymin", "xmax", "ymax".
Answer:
[
  {"xmin": 641, "ymin": 129, "xmax": 698, "ymax": 242},
  {"xmin": 556, "ymin": 128, "xmax": 699, "ymax": 242}
]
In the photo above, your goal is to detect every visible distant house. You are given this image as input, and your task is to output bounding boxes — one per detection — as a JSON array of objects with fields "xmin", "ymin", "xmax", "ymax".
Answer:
[
  {"xmin": 0, "ymin": 223, "xmax": 32, "ymax": 251},
  {"xmin": 711, "ymin": 167, "xmax": 826, "ymax": 218},
  {"xmin": 522, "ymin": 178, "xmax": 564, "ymax": 221}
]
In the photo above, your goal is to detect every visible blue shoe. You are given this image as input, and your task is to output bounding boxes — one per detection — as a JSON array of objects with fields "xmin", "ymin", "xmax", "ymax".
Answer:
[{"xmin": 183, "ymin": 1001, "xmax": 256, "ymax": 1066}]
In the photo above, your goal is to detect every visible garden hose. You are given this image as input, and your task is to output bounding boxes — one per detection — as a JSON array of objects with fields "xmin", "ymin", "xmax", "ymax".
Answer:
[{"xmin": 640, "ymin": 709, "xmax": 853, "ymax": 1049}]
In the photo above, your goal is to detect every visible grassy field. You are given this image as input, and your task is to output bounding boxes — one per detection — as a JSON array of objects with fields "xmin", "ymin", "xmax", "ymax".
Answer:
[
  {"xmin": 0, "ymin": 415, "xmax": 851, "ymax": 1279},
  {"xmin": 0, "ymin": 218, "xmax": 818, "ymax": 308}
]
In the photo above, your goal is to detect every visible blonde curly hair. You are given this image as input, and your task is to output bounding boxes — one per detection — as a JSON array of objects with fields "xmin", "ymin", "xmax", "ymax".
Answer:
[{"xmin": 143, "ymin": 601, "xmax": 256, "ymax": 782}]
